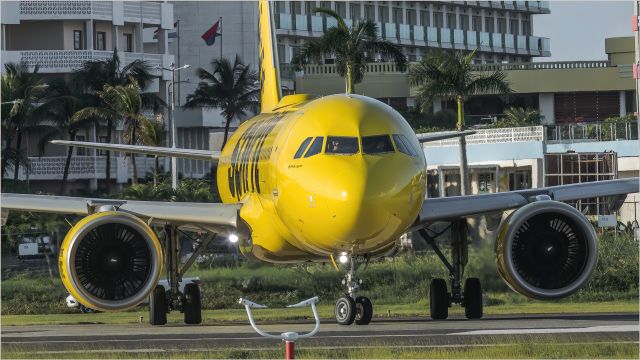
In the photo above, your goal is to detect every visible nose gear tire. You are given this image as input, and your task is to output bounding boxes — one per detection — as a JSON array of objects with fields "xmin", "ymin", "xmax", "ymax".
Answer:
[
  {"xmin": 335, "ymin": 295, "xmax": 356, "ymax": 325},
  {"xmin": 354, "ymin": 296, "xmax": 373, "ymax": 325}
]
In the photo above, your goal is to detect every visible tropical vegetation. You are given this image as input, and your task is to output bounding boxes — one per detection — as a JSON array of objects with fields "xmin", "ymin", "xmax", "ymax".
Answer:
[
  {"xmin": 491, "ymin": 106, "xmax": 542, "ymax": 128},
  {"xmin": 292, "ymin": 8, "xmax": 407, "ymax": 94},
  {"xmin": 409, "ymin": 50, "xmax": 512, "ymax": 131},
  {"xmin": 184, "ymin": 56, "xmax": 260, "ymax": 149}
]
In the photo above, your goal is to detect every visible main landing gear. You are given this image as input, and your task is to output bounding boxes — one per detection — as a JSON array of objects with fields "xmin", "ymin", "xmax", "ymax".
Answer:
[
  {"xmin": 149, "ymin": 225, "xmax": 213, "ymax": 325},
  {"xmin": 334, "ymin": 257, "xmax": 373, "ymax": 325},
  {"xmin": 419, "ymin": 219, "xmax": 483, "ymax": 320}
]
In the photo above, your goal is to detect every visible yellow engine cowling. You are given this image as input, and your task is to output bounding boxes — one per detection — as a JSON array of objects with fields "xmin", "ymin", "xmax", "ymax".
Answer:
[
  {"xmin": 495, "ymin": 200, "xmax": 598, "ymax": 300},
  {"xmin": 59, "ymin": 211, "xmax": 163, "ymax": 311}
]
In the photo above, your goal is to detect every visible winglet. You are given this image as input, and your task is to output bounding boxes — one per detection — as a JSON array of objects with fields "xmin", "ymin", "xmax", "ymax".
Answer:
[{"xmin": 258, "ymin": 0, "xmax": 282, "ymax": 113}]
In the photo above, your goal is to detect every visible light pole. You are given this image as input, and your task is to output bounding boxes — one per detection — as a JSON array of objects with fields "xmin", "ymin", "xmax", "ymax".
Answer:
[{"xmin": 163, "ymin": 63, "xmax": 190, "ymax": 190}]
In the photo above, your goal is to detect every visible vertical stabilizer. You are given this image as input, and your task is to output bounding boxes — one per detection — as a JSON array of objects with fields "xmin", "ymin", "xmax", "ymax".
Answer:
[{"xmin": 258, "ymin": 0, "xmax": 282, "ymax": 113}]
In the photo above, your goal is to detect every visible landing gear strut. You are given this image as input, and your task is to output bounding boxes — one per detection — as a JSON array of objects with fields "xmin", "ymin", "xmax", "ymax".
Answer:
[
  {"xmin": 419, "ymin": 218, "xmax": 483, "ymax": 320},
  {"xmin": 149, "ymin": 225, "xmax": 211, "ymax": 325},
  {"xmin": 334, "ymin": 257, "xmax": 373, "ymax": 325}
]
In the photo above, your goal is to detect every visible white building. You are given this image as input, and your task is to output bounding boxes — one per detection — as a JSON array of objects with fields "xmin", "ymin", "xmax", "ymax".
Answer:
[{"xmin": 1, "ymin": 1, "xmax": 175, "ymax": 191}]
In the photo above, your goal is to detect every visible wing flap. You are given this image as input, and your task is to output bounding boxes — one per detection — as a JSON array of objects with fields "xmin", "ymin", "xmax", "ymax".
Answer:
[{"xmin": 50, "ymin": 140, "xmax": 220, "ymax": 161}]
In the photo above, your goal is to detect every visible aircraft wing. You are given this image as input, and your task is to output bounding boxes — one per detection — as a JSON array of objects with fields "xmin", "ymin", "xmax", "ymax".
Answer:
[
  {"xmin": 419, "ymin": 177, "xmax": 639, "ymax": 223},
  {"xmin": 0, "ymin": 193, "xmax": 241, "ymax": 233},
  {"xmin": 50, "ymin": 140, "xmax": 220, "ymax": 161}
]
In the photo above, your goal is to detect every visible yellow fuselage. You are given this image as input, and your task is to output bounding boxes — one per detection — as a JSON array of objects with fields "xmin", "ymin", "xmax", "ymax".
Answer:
[{"xmin": 217, "ymin": 94, "xmax": 426, "ymax": 263}]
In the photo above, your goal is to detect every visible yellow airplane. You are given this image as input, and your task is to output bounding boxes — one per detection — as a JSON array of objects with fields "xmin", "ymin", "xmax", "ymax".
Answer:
[{"xmin": 1, "ymin": 0, "xmax": 638, "ymax": 326}]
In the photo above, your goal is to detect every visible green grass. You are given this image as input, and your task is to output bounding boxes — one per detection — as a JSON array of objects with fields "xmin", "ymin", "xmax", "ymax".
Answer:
[
  {"xmin": 2, "ymin": 300, "xmax": 637, "ymax": 326},
  {"xmin": 3, "ymin": 341, "xmax": 638, "ymax": 359}
]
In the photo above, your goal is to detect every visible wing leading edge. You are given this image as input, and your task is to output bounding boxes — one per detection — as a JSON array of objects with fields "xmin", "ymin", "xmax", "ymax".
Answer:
[
  {"xmin": 0, "ymin": 193, "xmax": 241, "ymax": 233},
  {"xmin": 50, "ymin": 140, "xmax": 220, "ymax": 161},
  {"xmin": 419, "ymin": 177, "xmax": 639, "ymax": 223}
]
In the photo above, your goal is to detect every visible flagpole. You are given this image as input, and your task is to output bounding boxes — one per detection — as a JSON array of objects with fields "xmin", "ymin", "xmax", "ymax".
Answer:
[{"xmin": 220, "ymin": 17, "xmax": 223, "ymax": 59}]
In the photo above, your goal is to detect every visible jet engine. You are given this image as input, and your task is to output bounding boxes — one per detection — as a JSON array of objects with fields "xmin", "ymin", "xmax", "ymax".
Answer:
[
  {"xmin": 495, "ymin": 200, "xmax": 597, "ymax": 299},
  {"xmin": 59, "ymin": 211, "xmax": 163, "ymax": 311}
]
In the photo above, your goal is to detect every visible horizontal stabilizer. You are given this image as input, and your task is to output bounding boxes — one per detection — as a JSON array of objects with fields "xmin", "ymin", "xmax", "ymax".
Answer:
[
  {"xmin": 50, "ymin": 140, "xmax": 220, "ymax": 161},
  {"xmin": 417, "ymin": 130, "xmax": 477, "ymax": 143}
]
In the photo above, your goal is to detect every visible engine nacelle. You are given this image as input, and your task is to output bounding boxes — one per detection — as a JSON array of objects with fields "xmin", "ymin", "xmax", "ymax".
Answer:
[
  {"xmin": 59, "ymin": 211, "xmax": 163, "ymax": 311},
  {"xmin": 495, "ymin": 201, "xmax": 597, "ymax": 299}
]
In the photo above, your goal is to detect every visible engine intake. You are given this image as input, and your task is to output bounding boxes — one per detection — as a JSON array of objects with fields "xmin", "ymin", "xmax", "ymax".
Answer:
[
  {"xmin": 495, "ymin": 201, "xmax": 597, "ymax": 299},
  {"xmin": 59, "ymin": 211, "xmax": 163, "ymax": 311}
]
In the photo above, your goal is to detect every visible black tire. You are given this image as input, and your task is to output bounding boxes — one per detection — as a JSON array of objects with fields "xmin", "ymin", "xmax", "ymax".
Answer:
[
  {"xmin": 463, "ymin": 277, "xmax": 483, "ymax": 319},
  {"xmin": 149, "ymin": 285, "xmax": 167, "ymax": 325},
  {"xmin": 183, "ymin": 283, "xmax": 202, "ymax": 324},
  {"xmin": 429, "ymin": 278, "xmax": 449, "ymax": 320},
  {"xmin": 354, "ymin": 296, "xmax": 373, "ymax": 325},
  {"xmin": 334, "ymin": 295, "xmax": 356, "ymax": 325}
]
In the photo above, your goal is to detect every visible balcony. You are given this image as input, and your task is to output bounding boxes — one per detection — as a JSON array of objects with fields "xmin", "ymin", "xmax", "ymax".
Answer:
[
  {"xmin": 516, "ymin": 35, "xmax": 528, "ymax": 54},
  {"xmin": 491, "ymin": 33, "xmax": 503, "ymax": 49},
  {"xmin": 278, "ymin": 13, "xmax": 292, "ymax": 30},
  {"xmin": 466, "ymin": 31, "xmax": 477, "ymax": 47},
  {"xmin": 1, "ymin": 50, "xmax": 173, "ymax": 79},
  {"xmin": 545, "ymin": 122, "xmax": 639, "ymax": 143},
  {"xmin": 295, "ymin": 14, "xmax": 307, "ymax": 31},
  {"xmin": 440, "ymin": 29, "xmax": 452, "ymax": 48},
  {"xmin": 311, "ymin": 15, "xmax": 323, "ymax": 32},
  {"xmin": 422, "ymin": 126, "xmax": 545, "ymax": 148},
  {"xmin": 453, "ymin": 29, "xmax": 465, "ymax": 48},
  {"xmin": 385, "ymin": 23, "xmax": 396, "ymax": 39},
  {"xmin": 426, "ymin": 27, "xmax": 438, "ymax": 46},
  {"xmin": 399, "ymin": 24, "xmax": 411, "ymax": 41},
  {"xmin": 413, "ymin": 25, "xmax": 425, "ymax": 42},
  {"xmin": 5, "ymin": 1, "xmax": 167, "ymax": 25}
]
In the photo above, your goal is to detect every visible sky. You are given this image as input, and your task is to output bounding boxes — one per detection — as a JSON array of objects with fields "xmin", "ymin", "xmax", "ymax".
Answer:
[{"xmin": 533, "ymin": 1, "xmax": 633, "ymax": 61}]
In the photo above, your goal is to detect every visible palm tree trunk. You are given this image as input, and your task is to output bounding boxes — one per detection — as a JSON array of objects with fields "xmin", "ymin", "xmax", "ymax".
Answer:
[
  {"xmin": 13, "ymin": 130, "xmax": 23, "ymax": 181},
  {"xmin": 345, "ymin": 64, "xmax": 353, "ymax": 95},
  {"xmin": 221, "ymin": 114, "xmax": 233, "ymax": 150},
  {"xmin": 105, "ymin": 119, "xmax": 113, "ymax": 187},
  {"xmin": 457, "ymin": 96, "xmax": 470, "ymax": 196},
  {"xmin": 60, "ymin": 132, "xmax": 75, "ymax": 195},
  {"xmin": 130, "ymin": 124, "xmax": 138, "ymax": 185}
]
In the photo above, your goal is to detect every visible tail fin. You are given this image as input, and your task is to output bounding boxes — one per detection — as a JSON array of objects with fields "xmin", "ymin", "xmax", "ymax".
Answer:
[{"xmin": 258, "ymin": 0, "xmax": 282, "ymax": 113}]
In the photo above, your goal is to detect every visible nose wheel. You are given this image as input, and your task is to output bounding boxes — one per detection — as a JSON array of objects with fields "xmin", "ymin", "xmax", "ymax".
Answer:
[{"xmin": 333, "ymin": 256, "xmax": 373, "ymax": 325}]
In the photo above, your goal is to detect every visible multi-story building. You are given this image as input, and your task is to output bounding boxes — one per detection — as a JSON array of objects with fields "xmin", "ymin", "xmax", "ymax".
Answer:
[
  {"xmin": 274, "ymin": 1, "xmax": 551, "ymax": 66},
  {"xmin": 1, "ymin": 1, "xmax": 175, "ymax": 191}
]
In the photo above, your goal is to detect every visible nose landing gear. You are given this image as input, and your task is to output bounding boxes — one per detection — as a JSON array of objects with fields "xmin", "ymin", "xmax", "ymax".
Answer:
[{"xmin": 333, "ymin": 256, "xmax": 373, "ymax": 325}]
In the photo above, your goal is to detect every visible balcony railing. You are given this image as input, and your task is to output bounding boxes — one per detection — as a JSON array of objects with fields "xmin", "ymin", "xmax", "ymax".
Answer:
[
  {"xmin": 17, "ymin": 1, "xmax": 162, "ymax": 23},
  {"xmin": 545, "ymin": 122, "xmax": 639, "ymax": 143},
  {"xmin": 422, "ymin": 126, "xmax": 544, "ymax": 147},
  {"xmin": 2, "ymin": 50, "xmax": 166, "ymax": 75}
]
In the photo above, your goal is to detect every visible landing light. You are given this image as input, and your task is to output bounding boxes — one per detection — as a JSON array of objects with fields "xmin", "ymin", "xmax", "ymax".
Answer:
[
  {"xmin": 338, "ymin": 252, "xmax": 349, "ymax": 264},
  {"xmin": 229, "ymin": 234, "xmax": 239, "ymax": 243}
]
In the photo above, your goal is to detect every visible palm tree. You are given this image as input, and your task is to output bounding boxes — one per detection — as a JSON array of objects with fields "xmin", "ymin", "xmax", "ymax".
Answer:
[
  {"xmin": 184, "ymin": 56, "xmax": 260, "ymax": 149},
  {"xmin": 292, "ymin": 8, "xmax": 407, "ymax": 94},
  {"xmin": 37, "ymin": 80, "xmax": 95, "ymax": 194},
  {"xmin": 409, "ymin": 50, "xmax": 512, "ymax": 195},
  {"xmin": 493, "ymin": 107, "xmax": 541, "ymax": 128},
  {"xmin": 73, "ymin": 49, "xmax": 165, "ymax": 185},
  {"xmin": 1, "ymin": 63, "xmax": 50, "ymax": 184},
  {"xmin": 139, "ymin": 115, "xmax": 166, "ymax": 186},
  {"xmin": 73, "ymin": 82, "xmax": 150, "ymax": 185}
]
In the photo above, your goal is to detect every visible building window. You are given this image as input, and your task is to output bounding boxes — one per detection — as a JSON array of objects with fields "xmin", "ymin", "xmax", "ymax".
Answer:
[
  {"xmin": 75, "ymin": 135, "xmax": 86, "ymax": 155},
  {"xmin": 460, "ymin": 15, "xmax": 469, "ymax": 30},
  {"xmin": 510, "ymin": 19, "xmax": 519, "ymax": 35},
  {"xmin": 522, "ymin": 20, "xmax": 530, "ymax": 36},
  {"xmin": 290, "ymin": 1, "xmax": 302, "ymax": 15},
  {"xmin": 96, "ymin": 31, "xmax": 106, "ymax": 50},
  {"xmin": 472, "ymin": 16, "xmax": 482, "ymax": 31},
  {"xmin": 350, "ymin": 3, "xmax": 360, "ymax": 21},
  {"xmin": 485, "ymin": 17, "xmax": 494, "ymax": 33},
  {"xmin": 508, "ymin": 170, "xmax": 531, "ymax": 191},
  {"xmin": 335, "ymin": 2, "xmax": 346, "ymax": 18},
  {"xmin": 446, "ymin": 13, "xmax": 456, "ymax": 29},
  {"xmin": 305, "ymin": 1, "xmax": 316, "ymax": 15},
  {"xmin": 379, "ymin": 6, "xmax": 389, "ymax": 23},
  {"xmin": 73, "ymin": 30, "xmax": 83, "ymax": 50},
  {"xmin": 124, "ymin": 33, "xmax": 133, "ymax": 52},
  {"xmin": 392, "ymin": 8, "xmax": 403, "ymax": 24},
  {"xmin": 364, "ymin": 5, "xmax": 375, "ymax": 21},
  {"xmin": 433, "ymin": 12, "xmax": 443, "ymax": 27},
  {"xmin": 407, "ymin": 9, "xmax": 416, "ymax": 26},
  {"xmin": 497, "ymin": 17, "xmax": 506, "ymax": 34},
  {"xmin": 420, "ymin": 10, "xmax": 430, "ymax": 27}
]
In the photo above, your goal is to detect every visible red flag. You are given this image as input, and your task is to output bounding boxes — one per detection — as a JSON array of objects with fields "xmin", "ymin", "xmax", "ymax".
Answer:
[{"xmin": 201, "ymin": 18, "xmax": 221, "ymax": 46}]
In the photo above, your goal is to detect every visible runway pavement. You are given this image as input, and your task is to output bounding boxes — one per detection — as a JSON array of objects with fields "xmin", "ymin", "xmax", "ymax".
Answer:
[{"xmin": 2, "ymin": 313, "xmax": 638, "ymax": 356}]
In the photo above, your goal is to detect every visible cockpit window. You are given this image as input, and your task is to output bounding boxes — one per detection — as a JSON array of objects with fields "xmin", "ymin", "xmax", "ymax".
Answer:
[
  {"xmin": 293, "ymin": 137, "xmax": 313, "ymax": 159},
  {"xmin": 362, "ymin": 135, "xmax": 394, "ymax": 154},
  {"xmin": 304, "ymin": 137, "xmax": 324, "ymax": 158},
  {"xmin": 393, "ymin": 134, "xmax": 418, "ymax": 157},
  {"xmin": 325, "ymin": 136, "xmax": 359, "ymax": 155}
]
